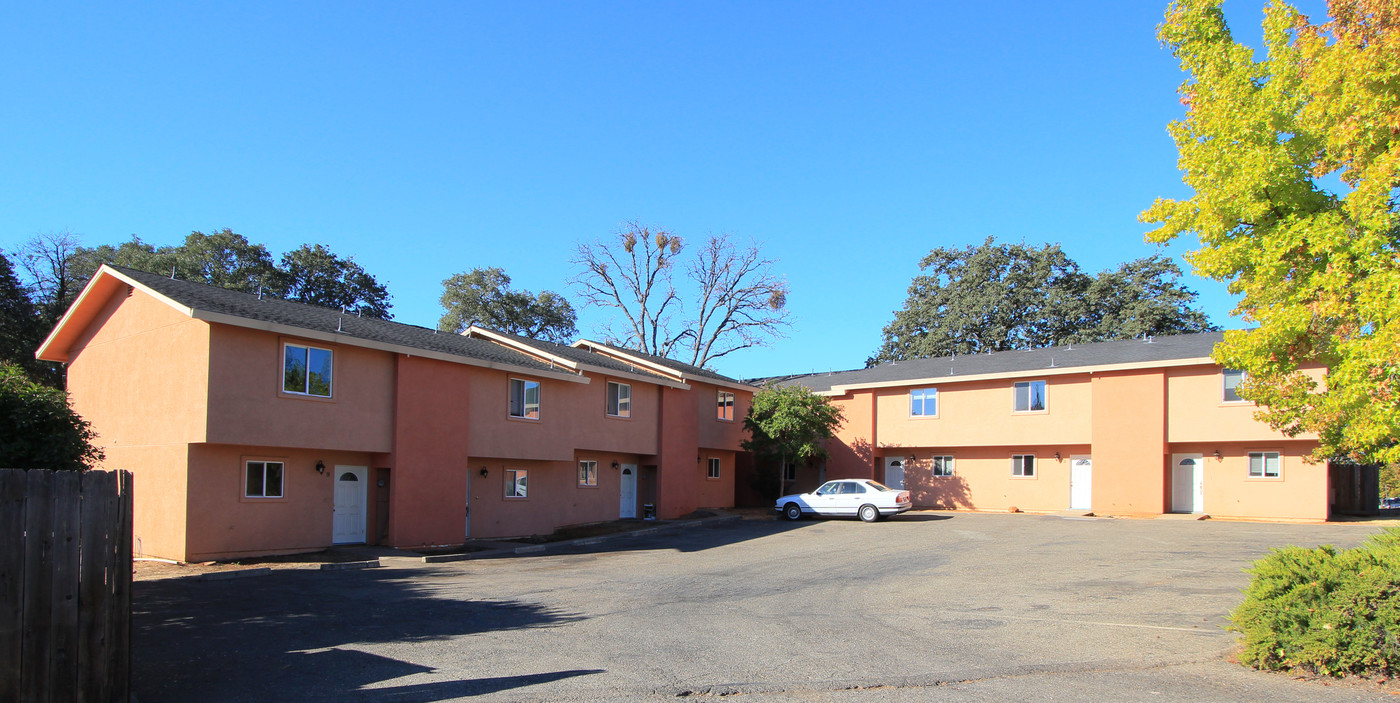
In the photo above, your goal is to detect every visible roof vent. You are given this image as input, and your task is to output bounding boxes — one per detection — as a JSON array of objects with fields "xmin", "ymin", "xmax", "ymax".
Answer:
[
  {"xmin": 1144, "ymin": 335, "xmax": 1154, "ymax": 344},
  {"xmin": 337, "ymin": 316, "xmax": 342, "ymax": 333}
]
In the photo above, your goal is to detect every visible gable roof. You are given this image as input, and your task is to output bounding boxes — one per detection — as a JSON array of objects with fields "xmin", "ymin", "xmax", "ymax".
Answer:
[
  {"xmin": 570, "ymin": 340, "xmax": 757, "ymax": 391},
  {"xmin": 464, "ymin": 327, "xmax": 690, "ymax": 389},
  {"xmin": 773, "ymin": 332, "xmax": 1227, "ymax": 395},
  {"xmin": 38, "ymin": 265, "xmax": 583, "ymax": 381}
]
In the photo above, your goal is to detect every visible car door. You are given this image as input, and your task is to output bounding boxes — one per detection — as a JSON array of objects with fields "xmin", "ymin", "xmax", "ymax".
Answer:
[
  {"xmin": 834, "ymin": 482, "xmax": 867, "ymax": 516},
  {"xmin": 809, "ymin": 482, "xmax": 842, "ymax": 515}
]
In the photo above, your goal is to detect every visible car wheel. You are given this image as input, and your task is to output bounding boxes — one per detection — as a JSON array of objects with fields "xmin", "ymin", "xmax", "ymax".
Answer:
[
  {"xmin": 859, "ymin": 504, "xmax": 879, "ymax": 523},
  {"xmin": 783, "ymin": 503, "xmax": 803, "ymax": 521}
]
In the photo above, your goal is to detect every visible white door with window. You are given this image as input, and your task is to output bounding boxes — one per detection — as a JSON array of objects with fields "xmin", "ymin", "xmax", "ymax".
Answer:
[
  {"xmin": 884, "ymin": 457, "xmax": 905, "ymax": 490},
  {"xmin": 1171, "ymin": 454, "xmax": 1204, "ymax": 513},
  {"xmin": 619, "ymin": 464, "xmax": 637, "ymax": 518},
  {"xmin": 333, "ymin": 465, "xmax": 368, "ymax": 544},
  {"xmin": 1070, "ymin": 456, "xmax": 1092, "ymax": 510},
  {"xmin": 464, "ymin": 470, "xmax": 472, "ymax": 539}
]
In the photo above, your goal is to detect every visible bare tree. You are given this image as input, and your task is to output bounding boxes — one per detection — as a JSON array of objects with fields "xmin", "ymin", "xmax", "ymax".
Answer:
[
  {"xmin": 572, "ymin": 222, "xmax": 789, "ymax": 368},
  {"xmin": 18, "ymin": 230, "xmax": 84, "ymax": 318},
  {"xmin": 681, "ymin": 235, "xmax": 789, "ymax": 366}
]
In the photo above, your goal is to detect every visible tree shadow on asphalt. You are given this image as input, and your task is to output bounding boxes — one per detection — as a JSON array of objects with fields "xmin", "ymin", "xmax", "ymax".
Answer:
[{"xmin": 134, "ymin": 568, "xmax": 595, "ymax": 702}]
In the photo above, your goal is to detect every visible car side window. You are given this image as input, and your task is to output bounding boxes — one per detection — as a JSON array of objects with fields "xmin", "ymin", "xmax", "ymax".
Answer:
[
  {"xmin": 849, "ymin": 483, "xmax": 867, "ymax": 493},
  {"xmin": 816, "ymin": 482, "xmax": 838, "ymax": 495}
]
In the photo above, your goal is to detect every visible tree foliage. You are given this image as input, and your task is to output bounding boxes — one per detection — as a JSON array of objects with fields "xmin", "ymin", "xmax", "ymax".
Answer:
[
  {"xmin": 437, "ymin": 267, "xmax": 577, "ymax": 342},
  {"xmin": 572, "ymin": 222, "xmax": 789, "ymax": 368},
  {"xmin": 0, "ymin": 251, "xmax": 60, "ymax": 387},
  {"xmin": 1143, "ymin": 0, "xmax": 1400, "ymax": 464},
  {"xmin": 872, "ymin": 238, "xmax": 1215, "ymax": 364},
  {"xmin": 0, "ymin": 362, "xmax": 102, "ymax": 471},
  {"xmin": 280, "ymin": 244, "xmax": 392, "ymax": 319},
  {"xmin": 741, "ymin": 384, "xmax": 845, "ymax": 499}
]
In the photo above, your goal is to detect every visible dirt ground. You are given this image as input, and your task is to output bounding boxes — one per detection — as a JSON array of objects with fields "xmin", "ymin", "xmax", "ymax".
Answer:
[{"xmin": 134, "ymin": 549, "xmax": 375, "ymax": 581}]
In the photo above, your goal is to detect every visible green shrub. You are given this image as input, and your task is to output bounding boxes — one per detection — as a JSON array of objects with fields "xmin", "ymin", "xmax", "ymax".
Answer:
[{"xmin": 1231, "ymin": 527, "xmax": 1400, "ymax": 676}]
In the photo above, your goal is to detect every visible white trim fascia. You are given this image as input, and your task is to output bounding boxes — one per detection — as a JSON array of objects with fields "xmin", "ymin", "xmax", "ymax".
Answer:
[
  {"xmin": 464, "ymin": 326, "xmax": 581, "ymax": 371},
  {"xmin": 572, "ymin": 339, "xmax": 758, "ymax": 391},
  {"xmin": 577, "ymin": 363, "xmax": 690, "ymax": 390},
  {"xmin": 191, "ymin": 310, "xmax": 587, "ymax": 383},
  {"xmin": 37, "ymin": 265, "xmax": 196, "ymax": 361},
  {"xmin": 813, "ymin": 357, "xmax": 1219, "ymax": 396}
]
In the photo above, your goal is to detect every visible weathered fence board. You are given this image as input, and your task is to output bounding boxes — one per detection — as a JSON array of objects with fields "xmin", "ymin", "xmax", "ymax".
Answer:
[{"xmin": 0, "ymin": 468, "xmax": 132, "ymax": 703}]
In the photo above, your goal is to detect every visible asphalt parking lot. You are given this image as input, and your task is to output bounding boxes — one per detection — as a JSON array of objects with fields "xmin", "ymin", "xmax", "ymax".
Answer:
[{"xmin": 134, "ymin": 512, "xmax": 1397, "ymax": 702}]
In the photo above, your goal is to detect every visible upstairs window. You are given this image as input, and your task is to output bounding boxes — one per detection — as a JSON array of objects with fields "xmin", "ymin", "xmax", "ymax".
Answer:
[
  {"xmin": 910, "ymin": 388, "xmax": 938, "ymax": 417},
  {"xmin": 717, "ymin": 391, "xmax": 735, "ymax": 421},
  {"xmin": 283, "ymin": 343, "xmax": 333, "ymax": 397},
  {"xmin": 1012, "ymin": 454, "xmax": 1035, "ymax": 477},
  {"xmin": 245, "ymin": 461, "xmax": 284, "ymax": 498},
  {"xmin": 509, "ymin": 378, "xmax": 540, "ymax": 419},
  {"xmin": 607, "ymin": 382, "xmax": 631, "ymax": 418},
  {"xmin": 1014, "ymin": 381, "xmax": 1046, "ymax": 412},
  {"xmin": 1223, "ymin": 369, "xmax": 1247, "ymax": 403},
  {"xmin": 1249, "ymin": 451, "xmax": 1281, "ymax": 478},
  {"xmin": 932, "ymin": 456, "xmax": 955, "ymax": 477},
  {"xmin": 707, "ymin": 457, "xmax": 721, "ymax": 479}
]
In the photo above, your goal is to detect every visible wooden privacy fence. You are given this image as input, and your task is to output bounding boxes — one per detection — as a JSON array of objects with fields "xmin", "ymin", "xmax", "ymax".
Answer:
[{"xmin": 1, "ymin": 469, "xmax": 132, "ymax": 703}]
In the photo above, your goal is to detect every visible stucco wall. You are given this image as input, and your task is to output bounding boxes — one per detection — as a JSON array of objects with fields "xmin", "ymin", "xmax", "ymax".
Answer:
[
  {"xmin": 696, "ymin": 382, "xmax": 751, "ymax": 450},
  {"xmin": 826, "ymin": 391, "xmax": 877, "ymax": 480},
  {"xmin": 387, "ymin": 355, "xmax": 474, "ymax": 549},
  {"xmin": 99, "ymin": 443, "xmax": 191, "ymax": 562},
  {"xmin": 465, "ymin": 368, "xmax": 661, "ymax": 460},
  {"xmin": 1165, "ymin": 366, "xmax": 1323, "ymax": 443},
  {"xmin": 1090, "ymin": 370, "xmax": 1169, "ymax": 515},
  {"xmin": 888, "ymin": 446, "xmax": 1079, "ymax": 511},
  {"xmin": 696, "ymin": 449, "xmax": 736, "ymax": 508},
  {"xmin": 1171, "ymin": 441, "xmax": 1327, "ymax": 521},
  {"xmin": 66, "ymin": 288, "xmax": 211, "ymax": 447},
  {"xmin": 467, "ymin": 451, "xmax": 646, "ymax": 538},
  {"xmin": 656, "ymin": 385, "xmax": 701, "ymax": 519},
  {"xmin": 874, "ymin": 375, "xmax": 1093, "ymax": 448},
  {"xmin": 182, "ymin": 443, "xmax": 378, "ymax": 561},
  {"xmin": 204, "ymin": 325, "xmax": 395, "ymax": 453}
]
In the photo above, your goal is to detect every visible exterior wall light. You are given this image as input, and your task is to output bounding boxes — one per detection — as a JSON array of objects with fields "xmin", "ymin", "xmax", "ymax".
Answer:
[
  {"xmin": 611, "ymin": 461, "xmax": 620, "ymax": 469},
  {"xmin": 315, "ymin": 460, "xmax": 325, "ymax": 474},
  {"xmin": 479, "ymin": 467, "xmax": 489, "ymax": 477},
  {"xmin": 1213, "ymin": 450, "xmax": 1222, "ymax": 462}
]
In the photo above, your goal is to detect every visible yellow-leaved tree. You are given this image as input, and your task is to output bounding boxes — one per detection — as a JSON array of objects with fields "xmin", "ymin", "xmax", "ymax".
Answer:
[{"xmin": 1143, "ymin": 0, "xmax": 1400, "ymax": 470}]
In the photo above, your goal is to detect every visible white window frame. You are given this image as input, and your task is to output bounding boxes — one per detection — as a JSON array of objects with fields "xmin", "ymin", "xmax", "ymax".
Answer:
[
  {"xmin": 509, "ymin": 378, "xmax": 541, "ymax": 419},
  {"xmin": 1012, "ymin": 454, "xmax": 1036, "ymax": 477},
  {"xmin": 607, "ymin": 381, "xmax": 631, "ymax": 418},
  {"xmin": 717, "ymin": 391, "xmax": 735, "ymax": 421},
  {"xmin": 282, "ymin": 342, "xmax": 333, "ymax": 397},
  {"xmin": 244, "ymin": 460, "xmax": 285, "ymax": 498},
  {"xmin": 1223, "ymin": 369, "xmax": 1248, "ymax": 403},
  {"xmin": 505, "ymin": 468, "xmax": 528, "ymax": 498},
  {"xmin": 932, "ymin": 455, "xmax": 955, "ymax": 477},
  {"xmin": 1248, "ymin": 451, "xmax": 1281, "ymax": 478},
  {"xmin": 910, "ymin": 388, "xmax": 938, "ymax": 417},
  {"xmin": 578, "ymin": 460, "xmax": 598, "ymax": 487},
  {"xmin": 707, "ymin": 457, "xmax": 721, "ymax": 479},
  {"xmin": 1014, "ymin": 380, "xmax": 1046, "ymax": 413}
]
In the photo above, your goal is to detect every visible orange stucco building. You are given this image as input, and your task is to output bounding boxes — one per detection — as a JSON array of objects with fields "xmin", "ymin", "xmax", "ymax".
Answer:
[
  {"xmin": 38, "ymin": 265, "xmax": 754, "ymax": 562},
  {"xmin": 773, "ymin": 333, "xmax": 1336, "ymax": 522}
]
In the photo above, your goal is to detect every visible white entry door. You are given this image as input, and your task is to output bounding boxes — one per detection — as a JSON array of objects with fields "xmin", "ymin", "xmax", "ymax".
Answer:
[
  {"xmin": 1070, "ymin": 456, "xmax": 1092, "ymax": 510},
  {"xmin": 464, "ymin": 469, "xmax": 472, "ymax": 539},
  {"xmin": 333, "ymin": 465, "xmax": 368, "ymax": 544},
  {"xmin": 619, "ymin": 464, "xmax": 638, "ymax": 519},
  {"xmin": 884, "ymin": 457, "xmax": 905, "ymax": 490},
  {"xmin": 1171, "ymin": 454, "xmax": 1204, "ymax": 513}
]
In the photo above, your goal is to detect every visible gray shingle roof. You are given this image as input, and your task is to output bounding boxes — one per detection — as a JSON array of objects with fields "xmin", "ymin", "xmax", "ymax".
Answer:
[
  {"xmin": 774, "ymin": 332, "xmax": 1227, "ymax": 393},
  {"xmin": 577, "ymin": 341, "xmax": 745, "ymax": 385},
  {"xmin": 110, "ymin": 266, "xmax": 567, "ymax": 375},
  {"xmin": 473, "ymin": 329, "xmax": 676, "ymax": 382}
]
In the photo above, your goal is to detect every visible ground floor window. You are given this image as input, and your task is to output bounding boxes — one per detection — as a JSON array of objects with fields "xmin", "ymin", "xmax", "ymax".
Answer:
[
  {"xmin": 506, "ymin": 468, "xmax": 528, "ymax": 498},
  {"xmin": 783, "ymin": 463, "xmax": 796, "ymax": 481},
  {"xmin": 245, "ymin": 461, "xmax": 284, "ymax": 498},
  {"xmin": 932, "ymin": 456, "xmax": 954, "ymax": 477},
  {"xmin": 1248, "ymin": 451, "xmax": 1281, "ymax": 478},
  {"xmin": 707, "ymin": 457, "xmax": 721, "ymax": 479},
  {"xmin": 578, "ymin": 460, "xmax": 598, "ymax": 486},
  {"xmin": 1012, "ymin": 455, "xmax": 1035, "ymax": 477}
]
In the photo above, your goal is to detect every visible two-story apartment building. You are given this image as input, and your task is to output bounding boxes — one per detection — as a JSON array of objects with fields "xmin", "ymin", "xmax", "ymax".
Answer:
[
  {"xmin": 37, "ymin": 265, "xmax": 753, "ymax": 562},
  {"xmin": 774, "ymin": 333, "xmax": 1332, "ymax": 521}
]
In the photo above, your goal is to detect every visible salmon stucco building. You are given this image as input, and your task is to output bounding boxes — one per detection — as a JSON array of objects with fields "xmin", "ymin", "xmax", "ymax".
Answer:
[
  {"xmin": 770, "ymin": 332, "xmax": 1348, "ymax": 522},
  {"xmin": 37, "ymin": 265, "xmax": 754, "ymax": 562}
]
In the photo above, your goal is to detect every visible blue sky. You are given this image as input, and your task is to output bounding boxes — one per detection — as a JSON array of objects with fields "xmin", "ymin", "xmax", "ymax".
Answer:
[{"xmin": 0, "ymin": 1, "xmax": 1324, "ymax": 379}]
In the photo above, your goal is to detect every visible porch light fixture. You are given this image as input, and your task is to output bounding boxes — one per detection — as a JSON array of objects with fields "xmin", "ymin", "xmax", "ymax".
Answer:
[
  {"xmin": 1213, "ymin": 450, "xmax": 1222, "ymax": 462},
  {"xmin": 611, "ymin": 461, "xmax": 620, "ymax": 470},
  {"xmin": 315, "ymin": 460, "xmax": 325, "ymax": 474},
  {"xmin": 479, "ymin": 467, "xmax": 489, "ymax": 477},
  {"xmin": 1053, "ymin": 452, "xmax": 1061, "ymax": 462}
]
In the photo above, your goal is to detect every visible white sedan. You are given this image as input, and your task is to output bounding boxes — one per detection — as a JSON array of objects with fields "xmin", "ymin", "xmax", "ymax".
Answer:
[{"xmin": 775, "ymin": 479, "xmax": 912, "ymax": 522}]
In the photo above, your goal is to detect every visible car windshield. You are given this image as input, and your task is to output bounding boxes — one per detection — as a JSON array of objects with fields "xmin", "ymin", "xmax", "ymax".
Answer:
[{"xmin": 864, "ymin": 480, "xmax": 891, "ymax": 491}]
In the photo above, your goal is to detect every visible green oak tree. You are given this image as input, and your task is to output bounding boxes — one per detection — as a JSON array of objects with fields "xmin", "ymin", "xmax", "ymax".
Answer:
[
  {"xmin": 437, "ymin": 267, "xmax": 577, "ymax": 342},
  {"xmin": 871, "ymin": 238, "xmax": 1215, "ymax": 364},
  {"xmin": 1143, "ymin": 0, "xmax": 1400, "ymax": 465},
  {"xmin": 742, "ymin": 384, "xmax": 845, "ymax": 500},
  {"xmin": 280, "ymin": 243, "xmax": 392, "ymax": 319},
  {"xmin": 0, "ymin": 362, "xmax": 102, "ymax": 471}
]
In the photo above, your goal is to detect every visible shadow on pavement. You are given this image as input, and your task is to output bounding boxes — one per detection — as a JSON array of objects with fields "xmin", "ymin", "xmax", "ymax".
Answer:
[{"xmin": 134, "ymin": 568, "xmax": 588, "ymax": 702}]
